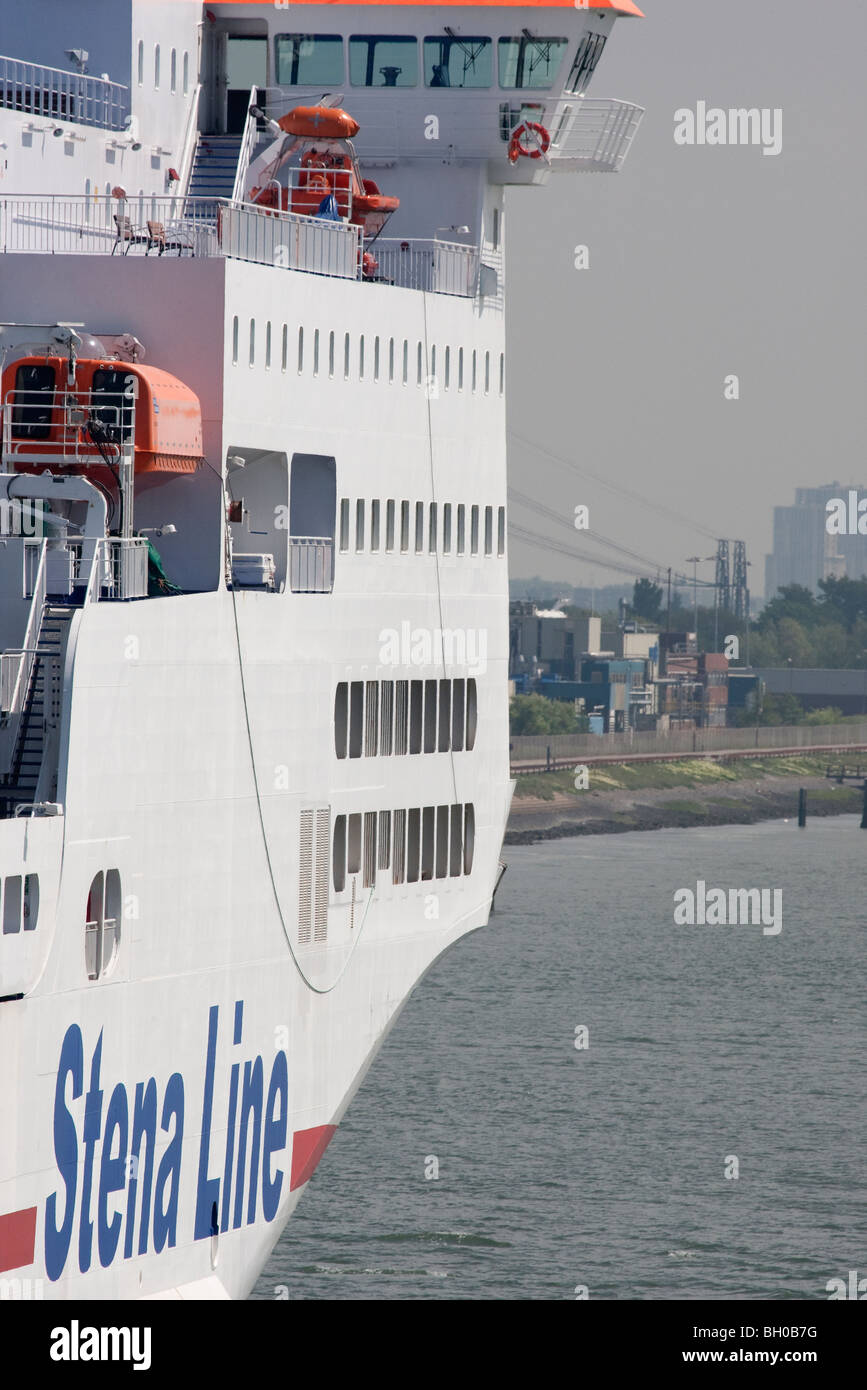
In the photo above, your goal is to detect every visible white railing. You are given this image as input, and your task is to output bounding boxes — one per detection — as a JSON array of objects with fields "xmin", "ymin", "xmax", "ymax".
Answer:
[
  {"xmin": 81, "ymin": 538, "xmax": 149, "ymax": 602},
  {"xmin": 290, "ymin": 537, "xmax": 333, "ymax": 594},
  {"xmin": 1, "ymin": 383, "xmax": 136, "ymax": 470},
  {"xmin": 219, "ymin": 200, "xmax": 361, "ymax": 279},
  {"xmin": 369, "ymin": 238, "xmax": 478, "ymax": 296},
  {"xmin": 0, "ymin": 194, "xmax": 363, "ymax": 281},
  {"xmin": 0, "ymin": 539, "xmax": 46, "ymax": 776},
  {"xmin": 549, "ymin": 97, "xmax": 645, "ymax": 173},
  {"xmin": 232, "ymin": 86, "xmax": 260, "ymax": 204},
  {"xmin": 0, "ymin": 54, "xmax": 129, "ymax": 131}
]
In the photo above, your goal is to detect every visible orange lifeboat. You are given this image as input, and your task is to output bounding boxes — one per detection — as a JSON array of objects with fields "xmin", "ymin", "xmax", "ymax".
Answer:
[
  {"xmin": 1, "ymin": 356, "xmax": 204, "ymax": 484},
  {"xmin": 277, "ymin": 106, "xmax": 360, "ymax": 140}
]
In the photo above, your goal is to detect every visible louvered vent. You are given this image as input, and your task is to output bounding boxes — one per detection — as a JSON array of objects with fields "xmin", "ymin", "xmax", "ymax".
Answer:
[
  {"xmin": 298, "ymin": 809, "xmax": 314, "ymax": 944},
  {"xmin": 314, "ymin": 807, "xmax": 329, "ymax": 942}
]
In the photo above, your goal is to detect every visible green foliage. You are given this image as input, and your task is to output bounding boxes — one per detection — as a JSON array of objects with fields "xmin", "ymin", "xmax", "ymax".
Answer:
[
  {"xmin": 510, "ymin": 694, "xmax": 581, "ymax": 735},
  {"xmin": 631, "ymin": 578, "xmax": 663, "ymax": 623},
  {"xmin": 801, "ymin": 706, "xmax": 844, "ymax": 725}
]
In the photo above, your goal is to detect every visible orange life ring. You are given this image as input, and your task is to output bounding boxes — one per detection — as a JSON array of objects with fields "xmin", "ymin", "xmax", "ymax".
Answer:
[{"xmin": 508, "ymin": 121, "xmax": 551, "ymax": 164}]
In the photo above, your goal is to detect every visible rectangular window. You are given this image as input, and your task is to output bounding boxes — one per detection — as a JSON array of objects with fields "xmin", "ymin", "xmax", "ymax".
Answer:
[
  {"xmin": 402, "ymin": 340, "xmax": 409, "ymax": 384},
  {"xmin": 313, "ymin": 328, "xmax": 319, "ymax": 376},
  {"xmin": 363, "ymin": 811, "xmax": 377, "ymax": 887},
  {"xmin": 449, "ymin": 804, "xmax": 463, "ymax": 877},
  {"xmin": 349, "ymin": 681, "xmax": 364, "ymax": 758},
  {"xmin": 400, "ymin": 500, "xmax": 410, "ymax": 552},
  {"xmin": 232, "ymin": 317, "xmax": 239, "ymax": 364},
  {"xmin": 484, "ymin": 505, "xmax": 493, "ymax": 555},
  {"xmin": 406, "ymin": 808, "xmax": 420, "ymax": 882},
  {"xmin": 265, "ymin": 321, "xmax": 272, "ymax": 369},
  {"xmin": 565, "ymin": 32, "xmax": 607, "ymax": 95},
  {"xmin": 498, "ymin": 36, "xmax": 568, "ymax": 89},
  {"xmin": 347, "ymin": 812, "xmax": 362, "ymax": 875},
  {"xmin": 344, "ymin": 332, "xmax": 351, "ymax": 379},
  {"xmin": 275, "ymin": 34, "xmax": 344, "ymax": 86},
  {"xmin": 458, "ymin": 347, "xmax": 464, "ymax": 390},
  {"xmin": 438, "ymin": 679, "xmax": 451, "ymax": 752},
  {"xmin": 339, "ymin": 497, "xmax": 350, "ymax": 551},
  {"xmin": 350, "ymin": 35, "xmax": 418, "ymax": 87},
  {"xmin": 386, "ymin": 499, "xmax": 395, "ymax": 552},
  {"xmin": 281, "ymin": 323, "xmax": 288, "ymax": 371},
  {"xmin": 374, "ymin": 335, "xmax": 380, "ymax": 381},
  {"xmin": 452, "ymin": 678, "xmax": 465, "ymax": 750},
  {"xmin": 334, "ymin": 682, "xmax": 348, "ymax": 759},
  {"xmin": 333, "ymin": 814, "xmax": 346, "ymax": 892},
  {"xmin": 414, "ymin": 501, "xmax": 424, "ymax": 553},
  {"xmin": 435, "ymin": 806, "xmax": 449, "ymax": 878},
  {"xmin": 457, "ymin": 504, "xmax": 466, "ymax": 554},
  {"xmin": 2, "ymin": 876, "xmax": 21, "ymax": 934},
  {"xmin": 297, "ymin": 326, "xmax": 304, "ymax": 372},
  {"xmin": 394, "ymin": 680, "xmax": 409, "ymax": 755},
  {"xmin": 421, "ymin": 807, "xmax": 435, "ymax": 880},
  {"xmin": 444, "ymin": 346, "xmax": 450, "ymax": 390},
  {"xmin": 471, "ymin": 349, "xmax": 477, "ymax": 392},
  {"xmin": 380, "ymin": 680, "xmax": 394, "ymax": 755},
  {"xmin": 423, "ymin": 679, "xmax": 437, "ymax": 754},
  {"xmin": 355, "ymin": 498, "xmax": 365, "ymax": 551},
  {"xmin": 466, "ymin": 678, "xmax": 478, "ymax": 750},
  {"xmin": 443, "ymin": 503, "xmax": 452, "ymax": 554},
  {"xmin": 471, "ymin": 504, "xmax": 479, "ymax": 555},
  {"xmin": 417, "ymin": 342, "xmax": 423, "ymax": 385},
  {"xmin": 499, "ymin": 352, "xmax": 505, "ymax": 394},
  {"xmin": 359, "ymin": 335, "xmax": 365, "ymax": 379},
  {"xmin": 392, "ymin": 808, "xmax": 406, "ymax": 884},
  {"xmin": 378, "ymin": 810, "xmax": 391, "ymax": 870},
  {"xmin": 409, "ymin": 680, "xmax": 423, "ymax": 754},
  {"xmin": 371, "ymin": 498, "xmax": 381, "ymax": 551},
  {"xmin": 424, "ymin": 36, "xmax": 492, "ymax": 88},
  {"xmin": 388, "ymin": 337, "xmax": 395, "ymax": 382},
  {"xmin": 329, "ymin": 331, "xmax": 335, "ymax": 377},
  {"xmin": 428, "ymin": 502, "xmax": 437, "ymax": 553},
  {"xmin": 249, "ymin": 318, "xmax": 255, "ymax": 366},
  {"xmin": 497, "ymin": 505, "xmax": 506, "ymax": 556},
  {"xmin": 484, "ymin": 351, "xmax": 490, "ymax": 394},
  {"xmin": 365, "ymin": 681, "xmax": 379, "ymax": 756}
]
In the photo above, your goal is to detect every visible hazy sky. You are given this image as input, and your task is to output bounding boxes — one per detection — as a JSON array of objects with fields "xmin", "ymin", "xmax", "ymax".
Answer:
[{"xmin": 506, "ymin": 0, "xmax": 867, "ymax": 598}]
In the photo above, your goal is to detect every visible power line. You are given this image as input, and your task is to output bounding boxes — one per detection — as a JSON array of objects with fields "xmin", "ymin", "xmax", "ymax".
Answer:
[{"xmin": 508, "ymin": 429, "xmax": 720, "ymax": 544}]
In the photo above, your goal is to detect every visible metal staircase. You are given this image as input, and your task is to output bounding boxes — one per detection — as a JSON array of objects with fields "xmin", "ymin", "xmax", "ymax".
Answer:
[
  {"xmin": 188, "ymin": 133, "xmax": 244, "ymax": 200},
  {"xmin": 0, "ymin": 605, "xmax": 71, "ymax": 818}
]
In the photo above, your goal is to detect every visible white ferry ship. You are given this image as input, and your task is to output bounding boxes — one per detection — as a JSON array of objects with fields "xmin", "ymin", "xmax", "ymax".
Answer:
[{"xmin": 0, "ymin": 1, "xmax": 643, "ymax": 1299}]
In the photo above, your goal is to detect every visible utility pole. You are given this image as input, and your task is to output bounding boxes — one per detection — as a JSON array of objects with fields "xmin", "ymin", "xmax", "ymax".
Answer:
[{"xmin": 687, "ymin": 557, "xmax": 701, "ymax": 645}]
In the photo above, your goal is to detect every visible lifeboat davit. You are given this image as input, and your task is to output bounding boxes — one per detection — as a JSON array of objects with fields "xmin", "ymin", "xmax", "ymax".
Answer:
[{"xmin": 249, "ymin": 105, "xmax": 399, "ymax": 240}]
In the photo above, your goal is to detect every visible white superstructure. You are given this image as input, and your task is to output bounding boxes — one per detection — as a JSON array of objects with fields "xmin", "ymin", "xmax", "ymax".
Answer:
[{"xmin": 0, "ymin": 1, "xmax": 643, "ymax": 1299}]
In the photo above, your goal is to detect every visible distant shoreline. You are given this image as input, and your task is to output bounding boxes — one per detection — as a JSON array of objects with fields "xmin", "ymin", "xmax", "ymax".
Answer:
[{"xmin": 505, "ymin": 761, "xmax": 864, "ymax": 844}]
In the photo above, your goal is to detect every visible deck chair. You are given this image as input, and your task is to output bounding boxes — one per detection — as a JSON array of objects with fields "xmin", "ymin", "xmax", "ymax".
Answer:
[
  {"xmin": 112, "ymin": 214, "xmax": 148, "ymax": 255},
  {"xmin": 145, "ymin": 220, "xmax": 193, "ymax": 256}
]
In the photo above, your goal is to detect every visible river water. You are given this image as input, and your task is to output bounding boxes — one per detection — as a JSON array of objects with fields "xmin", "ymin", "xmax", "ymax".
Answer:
[{"xmin": 252, "ymin": 817, "xmax": 865, "ymax": 1300}]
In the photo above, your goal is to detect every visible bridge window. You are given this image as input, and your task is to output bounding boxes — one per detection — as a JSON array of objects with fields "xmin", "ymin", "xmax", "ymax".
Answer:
[
  {"xmin": 565, "ymin": 32, "xmax": 607, "ymax": 95},
  {"xmin": 275, "ymin": 35, "xmax": 344, "ymax": 87},
  {"xmin": 350, "ymin": 36, "xmax": 418, "ymax": 88},
  {"xmin": 183, "ymin": 51, "xmax": 190, "ymax": 96},
  {"xmin": 498, "ymin": 36, "xmax": 568, "ymax": 90},
  {"xmin": 171, "ymin": 48, "xmax": 177, "ymax": 94},
  {"xmin": 2, "ymin": 877, "xmax": 21, "ymax": 934},
  {"xmin": 424, "ymin": 36, "xmax": 492, "ymax": 88},
  {"xmin": 385, "ymin": 499, "xmax": 395, "ymax": 551},
  {"xmin": 137, "ymin": 41, "xmax": 144, "ymax": 86},
  {"xmin": 154, "ymin": 45, "xmax": 161, "ymax": 90}
]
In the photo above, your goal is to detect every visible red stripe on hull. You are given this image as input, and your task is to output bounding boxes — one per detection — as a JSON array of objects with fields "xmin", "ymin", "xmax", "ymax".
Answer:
[
  {"xmin": 290, "ymin": 1125, "xmax": 338, "ymax": 1191},
  {"xmin": 0, "ymin": 1207, "xmax": 37, "ymax": 1273}
]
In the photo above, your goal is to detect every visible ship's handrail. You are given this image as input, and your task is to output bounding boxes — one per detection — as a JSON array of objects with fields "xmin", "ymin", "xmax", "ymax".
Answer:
[
  {"xmin": 232, "ymin": 85, "xmax": 261, "ymax": 205},
  {"xmin": 1, "ymin": 539, "xmax": 46, "ymax": 736},
  {"xmin": 369, "ymin": 239, "xmax": 479, "ymax": 297},
  {"xmin": 177, "ymin": 81, "xmax": 203, "ymax": 197},
  {"xmin": 0, "ymin": 53, "xmax": 129, "ymax": 131},
  {"xmin": 81, "ymin": 538, "xmax": 149, "ymax": 604}
]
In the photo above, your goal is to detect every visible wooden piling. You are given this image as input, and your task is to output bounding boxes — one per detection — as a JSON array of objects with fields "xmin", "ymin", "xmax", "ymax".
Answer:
[
  {"xmin": 798, "ymin": 788, "xmax": 807, "ymax": 828},
  {"xmin": 861, "ymin": 782, "xmax": 867, "ymax": 830}
]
